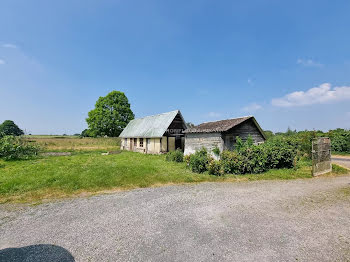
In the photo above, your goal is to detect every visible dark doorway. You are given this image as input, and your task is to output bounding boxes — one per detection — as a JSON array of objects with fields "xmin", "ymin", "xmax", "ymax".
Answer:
[{"xmin": 175, "ymin": 136, "xmax": 182, "ymax": 150}]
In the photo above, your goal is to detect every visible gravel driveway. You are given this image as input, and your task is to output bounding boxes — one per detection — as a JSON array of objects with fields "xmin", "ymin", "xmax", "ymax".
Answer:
[{"xmin": 1, "ymin": 176, "xmax": 350, "ymax": 262}]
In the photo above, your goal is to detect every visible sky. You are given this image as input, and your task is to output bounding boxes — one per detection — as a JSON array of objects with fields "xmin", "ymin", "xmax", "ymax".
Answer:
[{"xmin": 1, "ymin": 0, "xmax": 350, "ymax": 134}]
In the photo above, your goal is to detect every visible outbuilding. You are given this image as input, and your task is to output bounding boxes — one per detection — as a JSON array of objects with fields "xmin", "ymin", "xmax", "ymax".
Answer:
[
  {"xmin": 119, "ymin": 110, "xmax": 187, "ymax": 154},
  {"xmin": 184, "ymin": 116, "xmax": 266, "ymax": 155}
]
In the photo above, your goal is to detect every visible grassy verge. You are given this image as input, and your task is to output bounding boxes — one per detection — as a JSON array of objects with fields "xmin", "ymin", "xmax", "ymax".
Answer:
[
  {"xmin": 0, "ymin": 152, "xmax": 348, "ymax": 203},
  {"xmin": 332, "ymin": 152, "xmax": 350, "ymax": 157}
]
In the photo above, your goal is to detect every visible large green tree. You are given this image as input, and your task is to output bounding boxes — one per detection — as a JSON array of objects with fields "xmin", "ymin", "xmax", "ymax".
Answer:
[
  {"xmin": 0, "ymin": 120, "xmax": 24, "ymax": 137},
  {"xmin": 86, "ymin": 91, "xmax": 134, "ymax": 137}
]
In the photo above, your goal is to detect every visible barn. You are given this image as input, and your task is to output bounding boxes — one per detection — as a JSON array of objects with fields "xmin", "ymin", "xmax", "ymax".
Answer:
[
  {"xmin": 119, "ymin": 110, "xmax": 187, "ymax": 154},
  {"xmin": 184, "ymin": 116, "xmax": 266, "ymax": 156}
]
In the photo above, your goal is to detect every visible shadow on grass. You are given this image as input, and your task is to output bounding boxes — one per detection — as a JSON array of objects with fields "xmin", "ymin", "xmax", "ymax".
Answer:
[{"xmin": 0, "ymin": 244, "xmax": 74, "ymax": 262}]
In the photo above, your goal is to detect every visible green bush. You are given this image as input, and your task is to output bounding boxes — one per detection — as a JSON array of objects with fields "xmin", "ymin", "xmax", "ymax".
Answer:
[
  {"xmin": 0, "ymin": 135, "xmax": 40, "ymax": 160},
  {"xmin": 188, "ymin": 147, "xmax": 209, "ymax": 173},
  {"xmin": 207, "ymin": 159, "xmax": 222, "ymax": 176},
  {"xmin": 219, "ymin": 138, "xmax": 297, "ymax": 175},
  {"xmin": 212, "ymin": 146, "xmax": 221, "ymax": 157},
  {"xmin": 165, "ymin": 149, "xmax": 184, "ymax": 162},
  {"xmin": 220, "ymin": 150, "xmax": 244, "ymax": 174}
]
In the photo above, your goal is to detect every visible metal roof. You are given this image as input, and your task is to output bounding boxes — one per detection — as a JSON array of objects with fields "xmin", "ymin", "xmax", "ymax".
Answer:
[{"xmin": 119, "ymin": 110, "xmax": 183, "ymax": 138}]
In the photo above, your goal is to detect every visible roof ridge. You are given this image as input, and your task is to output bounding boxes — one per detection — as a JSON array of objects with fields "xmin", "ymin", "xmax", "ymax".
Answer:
[
  {"xmin": 198, "ymin": 115, "xmax": 252, "ymax": 125},
  {"xmin": 133, "ymin": 110, "xmax": 179, "ymax": 120}
]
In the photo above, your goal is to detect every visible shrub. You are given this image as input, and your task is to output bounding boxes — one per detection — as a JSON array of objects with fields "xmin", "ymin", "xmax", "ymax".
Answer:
[
  {"xmin": 0, "ymin": 135, "xmax": 40, "ymax": 160},
  {"xmin": 165, "ymin": 149, "xmax": 184, "ymax": 162},
  {"xmin": 207, "ymin": 159, "xmax": 222, "ymax": 176},
  {"xmin": 184, "ymin": 154, "xmax": 191, "ymax": 166},
  {"xmin": 220, "ymin": 150, "xmax": 244, "ymax": 174},
  {"xmin": 264, "ymin": 138, "xmax": 297, "ymax": 169},
  {"xmin": 188, "ymin": 147, "xmax": 209, "ymax": 173},
  {"xmin": 219, "ymin": 138, "xmax": 297, "ymax": 175},
  {"xmin": 212, "ymin": 146, "xmax": 221, "ymax": 158}
]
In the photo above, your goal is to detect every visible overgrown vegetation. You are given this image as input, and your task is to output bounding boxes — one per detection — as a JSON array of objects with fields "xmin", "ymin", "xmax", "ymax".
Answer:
[
  {"xmin": 265, "ymin": 128, "xmax": 350, "ymax": 154},
  {"xmin": 0, "ymin": 135, "xmax": 40, "ymax": 160},
  {"xmin": 165, "ymin": 149, "xmax": 184, "ymax": 162},
  {"xmin": 185, "ymin": 137, "xmax": 298, "ymax": 176}
]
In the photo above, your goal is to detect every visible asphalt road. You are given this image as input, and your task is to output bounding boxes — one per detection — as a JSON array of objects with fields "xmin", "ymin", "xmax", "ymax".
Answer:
[
  {"xmin": 332, "ymin": 156, "xmax": 350, "ymax": 169},
  {"xmin": 1, "ymin": 176, "xmax": 350, "ymax": 262}
]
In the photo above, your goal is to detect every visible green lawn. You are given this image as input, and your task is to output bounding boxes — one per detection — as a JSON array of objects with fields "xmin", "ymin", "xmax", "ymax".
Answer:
[{"xmin": 0, "ymin": 151, "xmax": 348, "ymax": 203}]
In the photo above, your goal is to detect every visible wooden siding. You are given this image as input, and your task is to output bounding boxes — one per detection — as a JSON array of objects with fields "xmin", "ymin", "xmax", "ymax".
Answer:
[{"xmin": 222, "ymin": 118, "xmax": 265, "ymax": 150}]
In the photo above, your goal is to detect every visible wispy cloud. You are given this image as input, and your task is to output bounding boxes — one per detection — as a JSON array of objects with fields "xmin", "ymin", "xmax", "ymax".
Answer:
[
  {"xmin": 271, "ymin": 83, "xmax": 350, "ymax": 107},
  {"xmin": 297, "ymin": 58, "xmax": 323, "ymax": 67},
  {"xmin": 207, "ymin": 112, "xmax": 222, "ymax": 118},
  {"xmin": 242, "ymin": 103, "xmax": 262, "ymax": 112},
  {"xmin": 2, "ymin": 43, "xmax": 17, "ymax": 48},
  {"xmin": 0, "ymin": 59, "xmax": 5, "ymax": 65}
]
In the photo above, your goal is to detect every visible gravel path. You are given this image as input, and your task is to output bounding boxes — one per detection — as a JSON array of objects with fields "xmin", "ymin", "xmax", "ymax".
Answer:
[{"xmin": 1, "ymin": 176, "xmax": 350, "ymax": 262}]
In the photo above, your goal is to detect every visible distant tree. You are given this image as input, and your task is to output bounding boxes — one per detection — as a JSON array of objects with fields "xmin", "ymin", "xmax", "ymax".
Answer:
[
  {"xmin": 285, "ymin": 127, "xmax": 296, "ymax": 136},
  {"xmin": 0, "ymin": 120, "xmax": 24, "ymax": 137},
  {"xmin": 186, "ymin": 122, "xmax": 195, "ymax": 128},
  {"xmin": 81, "ymin": 129, "xmax": 95, "ymax": 137},
  {"xmin": 263, "ymin": 130, "xmax": 274, "ymax": 140},
  {"xmin": 86, "ymin": 91, "xmax": 134, "ymax": 137}
]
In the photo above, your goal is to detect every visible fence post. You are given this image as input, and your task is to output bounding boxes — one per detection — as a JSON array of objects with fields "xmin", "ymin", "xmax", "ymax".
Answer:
[{"xmin": 312, "ymin": 137, "xmax": 332, "ymax": 176}]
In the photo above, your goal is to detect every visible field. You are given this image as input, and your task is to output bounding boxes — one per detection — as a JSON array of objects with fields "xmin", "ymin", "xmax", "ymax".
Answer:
[
  {"xmin": 24, "ymin": 135, "xmax": 120, "ymax": 151},
  {"xmin": 0, "ymin": 136, "xmax": 348, "ymax": 203}
]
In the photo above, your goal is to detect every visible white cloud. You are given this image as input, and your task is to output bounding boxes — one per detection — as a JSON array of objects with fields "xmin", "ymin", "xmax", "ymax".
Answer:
[
  {"xmin": 297, "ymin": 58, "xmax": 323, "ymax": 67},
  {"xmin": 242, "ymin": 103, "xmax": 262, "ymax": 112},
  {"xmin": 2, "ymin": 43, "xmax": 17, "ymax": 48},
  {"xmin": 271, "ymin": 83, "xmax": 350, "ymax": 107},
  {"xmin": 207, "ymin": 112, "xmax": 222, "ymax": 118},
  {"xmin": 0, "ymin": 59, "xmax": 5, "ymax": 65}
]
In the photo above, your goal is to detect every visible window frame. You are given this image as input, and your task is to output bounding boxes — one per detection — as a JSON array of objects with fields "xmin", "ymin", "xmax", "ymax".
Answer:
[{"xmin": 139, "ymin": 138, "xmax": 144, "ymax": 147}]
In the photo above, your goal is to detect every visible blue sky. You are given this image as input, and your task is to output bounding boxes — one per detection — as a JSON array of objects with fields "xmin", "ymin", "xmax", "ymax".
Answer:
[{"xmin": 1, "ymin": 0, "xmax": 350, "ymax": 134}]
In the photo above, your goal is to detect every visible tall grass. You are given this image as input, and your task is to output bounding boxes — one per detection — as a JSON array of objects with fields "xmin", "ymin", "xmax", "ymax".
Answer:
[{"xmin": 24, "ymin": 136, "xmax": 120, "ymax": 151}]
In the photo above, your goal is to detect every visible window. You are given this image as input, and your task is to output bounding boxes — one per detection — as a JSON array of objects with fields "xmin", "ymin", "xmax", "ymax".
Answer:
[
  {"xmin": 134, "ymin": 138, "xmax": 137, "ymax": 147},
  {"xmin": 139, "ymin": 138, "xmax": 144, "ymax": 147},
  {"xmin": 124, "ymin": 138, "xmax": 127, "ymax": 146}
]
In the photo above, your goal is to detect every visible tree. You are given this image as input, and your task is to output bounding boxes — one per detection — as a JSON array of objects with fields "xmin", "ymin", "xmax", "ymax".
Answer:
[
  {"xmin": 263, "ymin": 130, "xmax": 274, "ymax": 140},
  {"xmin": 81, "ymin": 129, "xmax": 94, "ymax": 137},
  {"xmin": 186, "ymin": 122, "xmax": 195, "ymax": 128},
  {"xmin": 0, "ymin": 120, "xmax": 24, "ymax": 137},
  {"xmin": 86, "ymin": 91, "xmax": 134, "ymax": 137}
]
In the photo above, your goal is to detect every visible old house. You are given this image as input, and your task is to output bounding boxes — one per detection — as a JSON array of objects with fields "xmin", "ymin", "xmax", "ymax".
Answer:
[
  {"xmin": 119, "ymin": 110, "xmax": 187, "ymax": 154},
  {"xmin": 184, "ymin": 116, "xmax": 266, "ymax": 155}
]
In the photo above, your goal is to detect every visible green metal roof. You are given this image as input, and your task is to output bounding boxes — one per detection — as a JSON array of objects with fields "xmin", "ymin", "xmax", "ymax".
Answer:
[{"xmin": 119, "ymin": 110, "xmax": 183, "ymax": 138}]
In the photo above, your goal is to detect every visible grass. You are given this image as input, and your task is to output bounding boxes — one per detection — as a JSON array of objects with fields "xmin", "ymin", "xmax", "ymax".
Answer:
[
  {"xmin": 24, "ymin": 135, "xmax": 120, "ymax": 152},
  {"xmin": 332, "ymin": 151, "xmax": 350, "ymax": 157},
  {"xmin": 0, "ymin": 151, "xmax": 348, "ymax": 204}
]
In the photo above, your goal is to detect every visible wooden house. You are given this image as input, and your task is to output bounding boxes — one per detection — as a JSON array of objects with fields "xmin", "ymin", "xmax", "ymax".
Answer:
[
  {"xmin": 119, "ymin": 110, "xmax": 187, "ymax": 154},
  {"xmin": 184, "ymin": 116, "xmax": 266, "ymax": 155}
]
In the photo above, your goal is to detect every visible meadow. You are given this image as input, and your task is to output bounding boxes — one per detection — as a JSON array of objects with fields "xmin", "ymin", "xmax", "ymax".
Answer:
[
  {"xmin": 0, "ymin": 136, "xmax": 348, "ymax": 203},
  {"xmin": 24, "ymin": 135, "xmax": 120, "ymax": 152}
]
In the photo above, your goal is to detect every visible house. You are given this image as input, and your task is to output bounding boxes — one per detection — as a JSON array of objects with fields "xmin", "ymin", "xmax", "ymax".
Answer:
[
  {"xmin": 183, "ymin": 116, "xmax": 266, "ymax": 155},
  {"xmin": 119, "ymin": 110, "xmax": 187, "ymax": 154}
]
